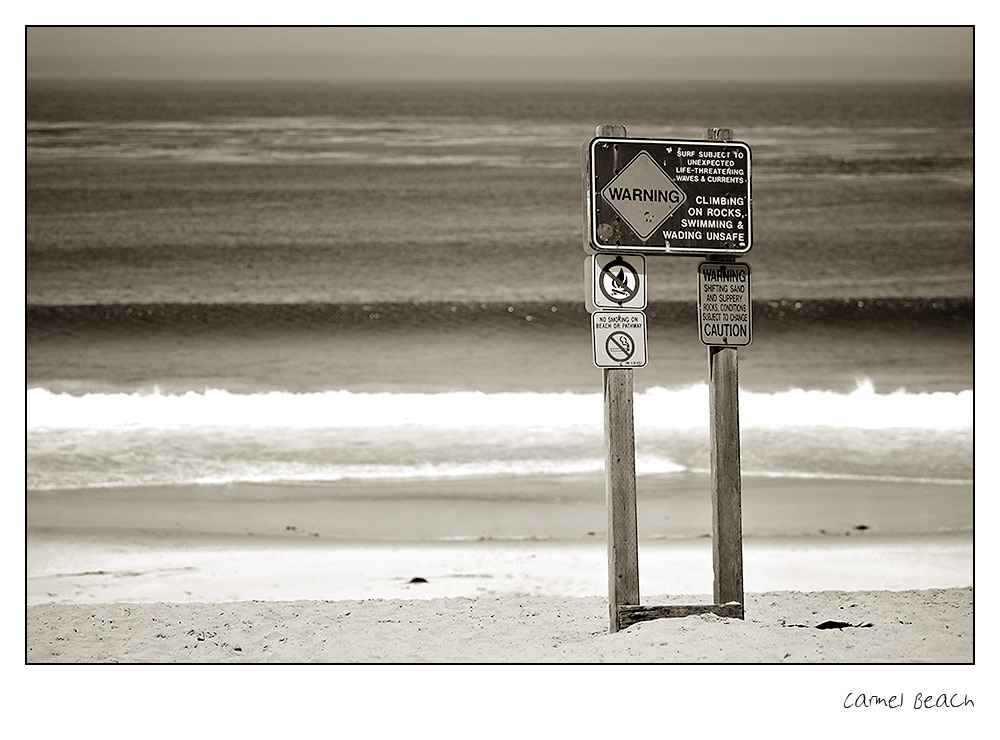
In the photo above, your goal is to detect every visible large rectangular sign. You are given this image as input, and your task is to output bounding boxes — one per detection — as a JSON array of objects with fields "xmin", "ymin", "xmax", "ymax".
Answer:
[
  {"xmin": 587, "ymin": 138, "xmax": 752, "ymax": 256},
  {"xmin": 697, "ymin": 262, "xmax": 752, "ymax": 346}
]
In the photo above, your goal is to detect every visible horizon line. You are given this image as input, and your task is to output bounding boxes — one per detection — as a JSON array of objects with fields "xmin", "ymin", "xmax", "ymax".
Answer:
[{"xmin": 26, "ymin": 50, "xmax": 974, "ymax": 82}]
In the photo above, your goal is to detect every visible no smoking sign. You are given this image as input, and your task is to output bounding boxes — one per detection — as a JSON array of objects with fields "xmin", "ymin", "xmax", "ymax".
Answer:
[{"xmin": 592, "ymin": 310, "xmax": 647, "ymax": 368}]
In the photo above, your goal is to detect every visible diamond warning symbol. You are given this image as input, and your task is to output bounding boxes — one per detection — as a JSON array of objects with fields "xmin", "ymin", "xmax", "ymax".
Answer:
[{"xmin": 600, "ymin": 151, "xmax": 686, "ymax": 240}]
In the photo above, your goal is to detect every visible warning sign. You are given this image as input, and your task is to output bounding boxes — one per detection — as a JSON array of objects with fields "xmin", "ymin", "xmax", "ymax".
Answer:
[
  {"xmin": 587, "ymin": 137, "xmax": 752, "ymax": 256},
  {"xmin": 585, "ymin": 253, "xmax": 646, "ymax": 311},
  {"xmin": 592, "ymin": 310, "xmax": 647, "ymax": 368},
  {"xmin": 697, "ymin": 262, "xmax": 752, "ymax": 347},
  {"xmin": 600, "ymin": 152, "xmax": 686, "ymax": 240}
]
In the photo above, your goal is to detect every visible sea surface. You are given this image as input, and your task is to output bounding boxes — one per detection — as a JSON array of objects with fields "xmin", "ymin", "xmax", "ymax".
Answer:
[{"xmin": 26, "ymin": 80, "xmax": 974, "ymax": 526}]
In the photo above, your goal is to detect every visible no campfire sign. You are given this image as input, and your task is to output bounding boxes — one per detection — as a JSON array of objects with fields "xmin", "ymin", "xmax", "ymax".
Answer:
[{"xmin": 584, "ymin": 253, "xmax": 647, "ymax": 312}]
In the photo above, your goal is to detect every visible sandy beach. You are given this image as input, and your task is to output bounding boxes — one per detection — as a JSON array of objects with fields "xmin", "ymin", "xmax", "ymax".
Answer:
[
  {"xmin": 25, "ymin": 530, "xmax": 975, "ymax": 664},
  {"xmin": 27, "ymin": 588, "xmax": 972, "ymax": 664},
  {"xmin": 26, "ymin": 471, "xmax": 975, "ymax": 665}
]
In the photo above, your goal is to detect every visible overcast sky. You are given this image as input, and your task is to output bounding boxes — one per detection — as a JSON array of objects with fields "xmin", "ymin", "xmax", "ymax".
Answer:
[{"xmin": 25, "ymin": 26, "xmax": 974, "ymax": 81}]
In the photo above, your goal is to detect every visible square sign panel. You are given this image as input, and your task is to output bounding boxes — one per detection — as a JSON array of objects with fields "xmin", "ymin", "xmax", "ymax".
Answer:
[
  {"xmin": 592, "ymin": 310, "xmax": 647, "ymax": 368},
  {"xmin": 587, "ymin": 137, "xmax": 752, "ymax": 256},
  {"xmin": 584, "ymin": 253, "xmax": 647, "ymax": 312}
]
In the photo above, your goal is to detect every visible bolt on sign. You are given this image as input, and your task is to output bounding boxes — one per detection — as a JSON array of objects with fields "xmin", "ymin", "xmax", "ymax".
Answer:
[
  {"xmin": 584, "ymin": 253, "xmax": 647, "ymax": 312},
  {"xmin": 592, "ymin": 310, "xmax": 647, "ymax": 368},
  {"xmin": 697, "ymin": 261, "xmax": 752, "ymax": 346},
  {"xmin": 587, "ymin": 138, "xmax": 752, "ymax": 255}
]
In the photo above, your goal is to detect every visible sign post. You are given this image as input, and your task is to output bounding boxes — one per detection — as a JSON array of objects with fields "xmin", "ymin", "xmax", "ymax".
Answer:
[
  {"xmin": 604, "ymin": 357, "xmax": 640, "ymax": 633},
  {"xmin": 710, "ymin": 341, "xmax": 744, "ymax": 607},
  {"xmin": 584, "ymin": 123, "xmax": 748, "ymax": 632},
  {"xmin": 702, "ymin": 127, "xmax": 747, "ymax": 610},
  {"xmin": 591, "ymin": 124, "xmax": 640, "ymax": 634}
]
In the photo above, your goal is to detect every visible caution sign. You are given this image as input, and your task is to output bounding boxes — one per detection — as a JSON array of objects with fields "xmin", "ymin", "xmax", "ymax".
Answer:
[
  {"xmin": 698, "ymin": 262, "xmax": 751, "ymax": 347},
  {"xmin": 585, "ymin": 253, "xmax": 646, "ymax": 312},
  {"xmin": 588, "ymin": 137, "xmax": 751, "ymax": 256},
  {"xmin": 592, "ymin": 310, "xmax": 647, "ymax": 368}
]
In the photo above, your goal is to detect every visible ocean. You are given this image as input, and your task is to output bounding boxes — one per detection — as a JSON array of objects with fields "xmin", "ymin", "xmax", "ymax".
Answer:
[{"xmin": 26, "ymin": 79, "xmax": 973, "ymax": 533}]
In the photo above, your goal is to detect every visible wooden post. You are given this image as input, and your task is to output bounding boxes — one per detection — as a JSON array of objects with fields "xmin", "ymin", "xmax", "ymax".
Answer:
[
  {"xmin": 593, "ymin": 123, "xmax": 640, "ymax": 633},
  {"xmin": 604, "ymin": 365, "xmax": 639, "ymax": 633},
  {"xmin": 705, "ymin": 127, "xmax": 745, "ymax": 615},
  {"xmin": 709, "ymin": 345, "xmax": 744, "ymax": 608}
]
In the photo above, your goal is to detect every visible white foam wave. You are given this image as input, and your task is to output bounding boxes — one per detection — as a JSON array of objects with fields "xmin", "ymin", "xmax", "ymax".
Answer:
[
  {"xmin": 27, "ymin": 380, "xmax": 972, "ymax": 433},
  {"xmin": 192, "ymin": 457, "xmax": 609, "ymax": 486},
  {"xmin": 742, "ymin": 469, "xmax": 973, "ymax": 486},
  {"xmin": 738, "ymin": 379, "xmax": 972, "ymax": 430},
  {"xmin": 26, "ymin": 454, "xmax": 691, "ymax": 490}
]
